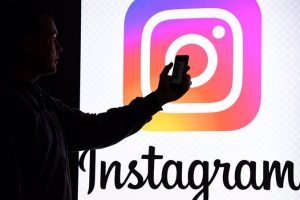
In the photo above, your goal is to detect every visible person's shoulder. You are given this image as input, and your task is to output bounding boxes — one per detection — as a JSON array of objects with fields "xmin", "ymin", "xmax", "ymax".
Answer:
[
  {"xmin": 0, "ymin": 82, "xmax": 38, "ymax": 113},
  {"xmin": 0, "ymin": 84, "xmax": 29, "ymax": 117}
]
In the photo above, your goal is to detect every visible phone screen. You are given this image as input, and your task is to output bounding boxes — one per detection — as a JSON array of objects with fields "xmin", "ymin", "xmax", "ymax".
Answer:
[{"xmin": 171, "ymin": 55, "xmax": 189, "ymax": 84}]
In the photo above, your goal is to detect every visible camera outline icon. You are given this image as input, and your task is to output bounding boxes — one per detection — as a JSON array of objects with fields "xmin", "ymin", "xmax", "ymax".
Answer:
[
  {"xmin": 141, "ymin": 8, "xmax": 243, "ymax": 113},
  {"xmin": 124, "ymin": 0, "xmax": 261, "ymax": 131}
]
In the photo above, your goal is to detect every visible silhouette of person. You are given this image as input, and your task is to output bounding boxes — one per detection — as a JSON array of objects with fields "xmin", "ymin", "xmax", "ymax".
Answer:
[{"xmin": 0, "ymin": 1, "xmax": 191, "ymax": 200}]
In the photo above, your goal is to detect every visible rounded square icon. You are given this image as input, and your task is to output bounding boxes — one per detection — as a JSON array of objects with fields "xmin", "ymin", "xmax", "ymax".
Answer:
[{"xmin": 124, "ymin": 0, "xmax": 261, "ymax": 131}]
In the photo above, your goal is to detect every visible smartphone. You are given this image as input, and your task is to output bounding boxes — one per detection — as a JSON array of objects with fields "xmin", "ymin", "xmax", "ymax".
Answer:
[{"xmin": 171, "ymin": 55, "xmax": 189, "ymax": 85}]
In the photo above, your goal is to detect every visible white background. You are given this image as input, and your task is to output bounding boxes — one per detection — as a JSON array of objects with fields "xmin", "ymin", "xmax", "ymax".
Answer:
[{"xmin": 79, "ymin": 0, "xmax": 300, "ymax": 199}]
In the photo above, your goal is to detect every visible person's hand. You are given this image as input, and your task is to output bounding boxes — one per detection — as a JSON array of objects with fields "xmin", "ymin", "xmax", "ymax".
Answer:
[{"xmin": 154, "ymin": 62, "xmax": 192, "ymax": 106}]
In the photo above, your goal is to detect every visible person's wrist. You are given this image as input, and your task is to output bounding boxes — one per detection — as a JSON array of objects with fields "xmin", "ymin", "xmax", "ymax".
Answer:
[{"xmin": 153, "ymin": 90, "xmax": 169, "ymax": 106}]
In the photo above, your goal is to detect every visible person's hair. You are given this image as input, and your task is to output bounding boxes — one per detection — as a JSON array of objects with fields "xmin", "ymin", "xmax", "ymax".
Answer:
[{"xmin": 0, "ymin": 0, "xmax": 53, "ymax": 80}]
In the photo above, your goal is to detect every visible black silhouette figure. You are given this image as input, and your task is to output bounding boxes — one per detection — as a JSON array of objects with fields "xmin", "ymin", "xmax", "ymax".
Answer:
[{"xmin": 0, "ymin": 1, "xmax": 191, "ymax": 200}]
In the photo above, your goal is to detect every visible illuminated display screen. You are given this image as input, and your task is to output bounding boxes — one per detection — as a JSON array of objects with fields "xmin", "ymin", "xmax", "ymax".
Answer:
[{"xmin": 79, "ymin": 0, "xmax": 300, "ymax": 199}]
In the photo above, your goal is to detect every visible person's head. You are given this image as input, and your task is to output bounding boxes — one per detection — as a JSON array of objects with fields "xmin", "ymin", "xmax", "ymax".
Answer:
[{"xmin": 1, "ymin": 1, "xmax": 63, "ymax": 82}]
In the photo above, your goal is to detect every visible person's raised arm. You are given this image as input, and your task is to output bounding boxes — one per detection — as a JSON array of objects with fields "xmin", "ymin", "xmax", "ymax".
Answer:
[{"xmin": 58, "ymin": 63, "xmax": 191, "ymax": 151}]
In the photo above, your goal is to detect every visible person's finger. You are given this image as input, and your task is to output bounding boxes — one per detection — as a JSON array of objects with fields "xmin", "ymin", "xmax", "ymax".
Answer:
[
  {"xmin": 186, "ymin": 66, "xmax": 190, "ymax": 73},
  {"xmin": 182, "ymin": 74, "xmax": 192, "ymax": 88},
  {"xmin": 160, "ymin": 62, "xmax": 173, "ymax": 77},
  {"xmin": 183, "ymin": 74, "xmax": 191, "ymax": 82},
  {"xmin": 180, "ymin": 82, "xmax": 191, "ymax": 94}
]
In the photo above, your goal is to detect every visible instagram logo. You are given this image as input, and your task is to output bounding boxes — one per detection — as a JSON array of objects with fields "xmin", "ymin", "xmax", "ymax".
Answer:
[{"xmin": 124, "ymin": 0, "xmax": 261, "ymax": 131}]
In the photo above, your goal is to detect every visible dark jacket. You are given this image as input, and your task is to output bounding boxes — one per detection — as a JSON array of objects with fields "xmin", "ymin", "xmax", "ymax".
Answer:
[{"xmin": 0, "ymin": 81, "xmax": 161, "ymax": 200}]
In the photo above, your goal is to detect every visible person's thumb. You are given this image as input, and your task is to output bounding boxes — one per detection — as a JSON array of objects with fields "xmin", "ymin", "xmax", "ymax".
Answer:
[{"xmin": 160, "ymin": 62, "xmax": 173, "ymax": 77}]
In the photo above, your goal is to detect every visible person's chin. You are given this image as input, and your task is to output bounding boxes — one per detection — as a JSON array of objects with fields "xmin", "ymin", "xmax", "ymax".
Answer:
[
  {"xmin": 41, "ymin": 64, "xmax": 58, "ymax": 76},
  {"xmin": 50, "ymin": 64, "xmax": 58, "ymax": 74}
]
